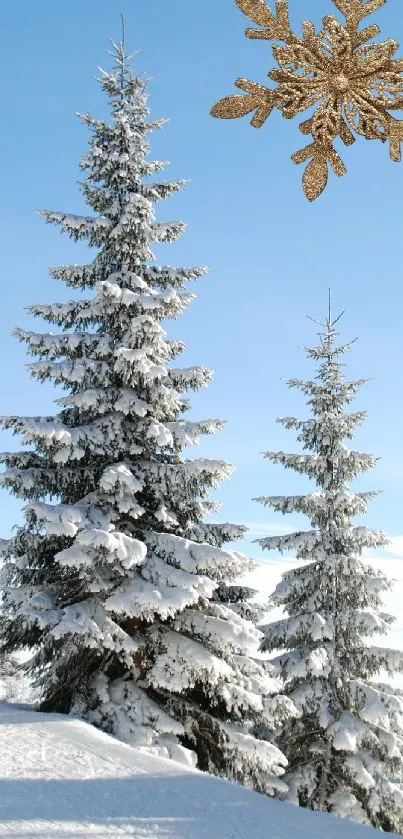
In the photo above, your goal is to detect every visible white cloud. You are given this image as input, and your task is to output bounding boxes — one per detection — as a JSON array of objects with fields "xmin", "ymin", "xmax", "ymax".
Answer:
[
  {"xmin": 384, "ymin": 536, "xmax": 403, "ymax": 560},
  {"xmin": 242, "ymin": 521, "xmax": 295, "ymax": 539}
]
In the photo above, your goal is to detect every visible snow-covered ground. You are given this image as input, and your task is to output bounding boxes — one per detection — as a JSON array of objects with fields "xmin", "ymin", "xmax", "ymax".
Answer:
[{"xmin": 0, "ymin": 703, "xmax": 399, "ymax": 839}]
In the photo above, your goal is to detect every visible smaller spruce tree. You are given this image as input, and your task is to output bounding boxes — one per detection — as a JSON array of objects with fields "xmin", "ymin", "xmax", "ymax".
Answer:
[{"xmin": 255, "ymin": 303, "xmax": 403, "ymax": 831}]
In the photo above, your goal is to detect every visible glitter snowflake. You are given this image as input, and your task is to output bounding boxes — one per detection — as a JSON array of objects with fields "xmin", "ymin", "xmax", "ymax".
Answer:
[{"xmin": 211, "ymin": 0, "xmax": 403, "ymax": 200}]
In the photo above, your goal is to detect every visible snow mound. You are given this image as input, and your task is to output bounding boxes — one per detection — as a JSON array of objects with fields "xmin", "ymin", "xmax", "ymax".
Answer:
[{"xmin": 0, "ymin": 703, "xmax": 397, "ymax": 838}]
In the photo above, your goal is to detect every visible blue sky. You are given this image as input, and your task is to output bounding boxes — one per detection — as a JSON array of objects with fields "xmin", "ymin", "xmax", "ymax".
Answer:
[{"xmin": 1, "ymin": 0, "xmax": 403, "ymax": 561}]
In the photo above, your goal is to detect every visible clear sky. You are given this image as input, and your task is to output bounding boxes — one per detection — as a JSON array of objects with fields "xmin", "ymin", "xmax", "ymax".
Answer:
[{"xmin": 1, "ymin": 0, "xmax": 403, "ymax": 563}]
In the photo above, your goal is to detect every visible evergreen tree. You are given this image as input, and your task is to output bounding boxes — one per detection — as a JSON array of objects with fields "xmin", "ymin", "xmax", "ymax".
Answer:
[
  {"xmin": 255, "ymin": 304, "xmax": 403, "ymax": 830},
  {"xmin": 0, "ymin": 36, "xmax": 294, "ymax": 793}
]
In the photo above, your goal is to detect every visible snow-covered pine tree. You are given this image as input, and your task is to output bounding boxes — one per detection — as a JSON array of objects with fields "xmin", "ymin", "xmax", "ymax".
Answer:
[
  {"xmin": 0, "ymin": 36, "xmax": 295, "ymax": 793},
  {"xmin": 255, "ymin": 303, "xmax": 403, "ymax": 831}
]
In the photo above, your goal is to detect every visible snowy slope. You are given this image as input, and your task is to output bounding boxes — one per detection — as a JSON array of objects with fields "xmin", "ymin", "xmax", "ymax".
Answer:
[{"xmin": 0, "ymin": 703, "xmax": 399, "ymax": 839}]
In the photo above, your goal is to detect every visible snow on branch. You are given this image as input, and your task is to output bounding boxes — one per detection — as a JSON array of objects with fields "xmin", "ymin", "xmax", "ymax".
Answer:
[
  {"xmin": 56, "ymin": 528, "xmax": 147, "ymax": 571},
  {"xmin": 39, "ymin": 210, "xmax": 111, "ymax": 245},
  {"xmin": 264, "ymin": 449, "xmax": 377, "ymax": 484},
  {"xmin": 255, "ymin": 489, "xmax": 377, "ymax": 518},
  {"xmin": 150, "ymin": 221, "xmax": 187, "ymax": 243},
  {"xmin": 168, "ymin": 366, "xmax": 213, "ymax": 391},
  {"xmin": 258, "ymin": 526, "xmax": 387, "ymax": 557},
  {"xmin": 28, "ymin": 500, "xmax": 111, "ymax": 537},
  {"xmin": 147, "ymin": 531, "xmax": 252, "ymax": 580}
]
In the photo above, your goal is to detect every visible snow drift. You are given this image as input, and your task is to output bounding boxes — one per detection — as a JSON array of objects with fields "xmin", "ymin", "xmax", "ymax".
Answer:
[{"xmin": 0, "ymin": 703, "xmax": 399, "ymax": 839}]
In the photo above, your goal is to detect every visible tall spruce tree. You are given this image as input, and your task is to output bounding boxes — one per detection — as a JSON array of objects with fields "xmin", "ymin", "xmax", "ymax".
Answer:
[
  {"xmin": 0, "ymin": 36, "xmax": 295, "ymax": 792},
  {"xmin": 255, "ymin": 303, "xmax": 403, "ymax": 830}
]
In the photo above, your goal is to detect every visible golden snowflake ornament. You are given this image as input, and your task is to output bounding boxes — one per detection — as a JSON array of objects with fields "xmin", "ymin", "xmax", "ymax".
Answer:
[{"xmin": 211, "ymin": 0, "xmax": 403, "ymax": 200}]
